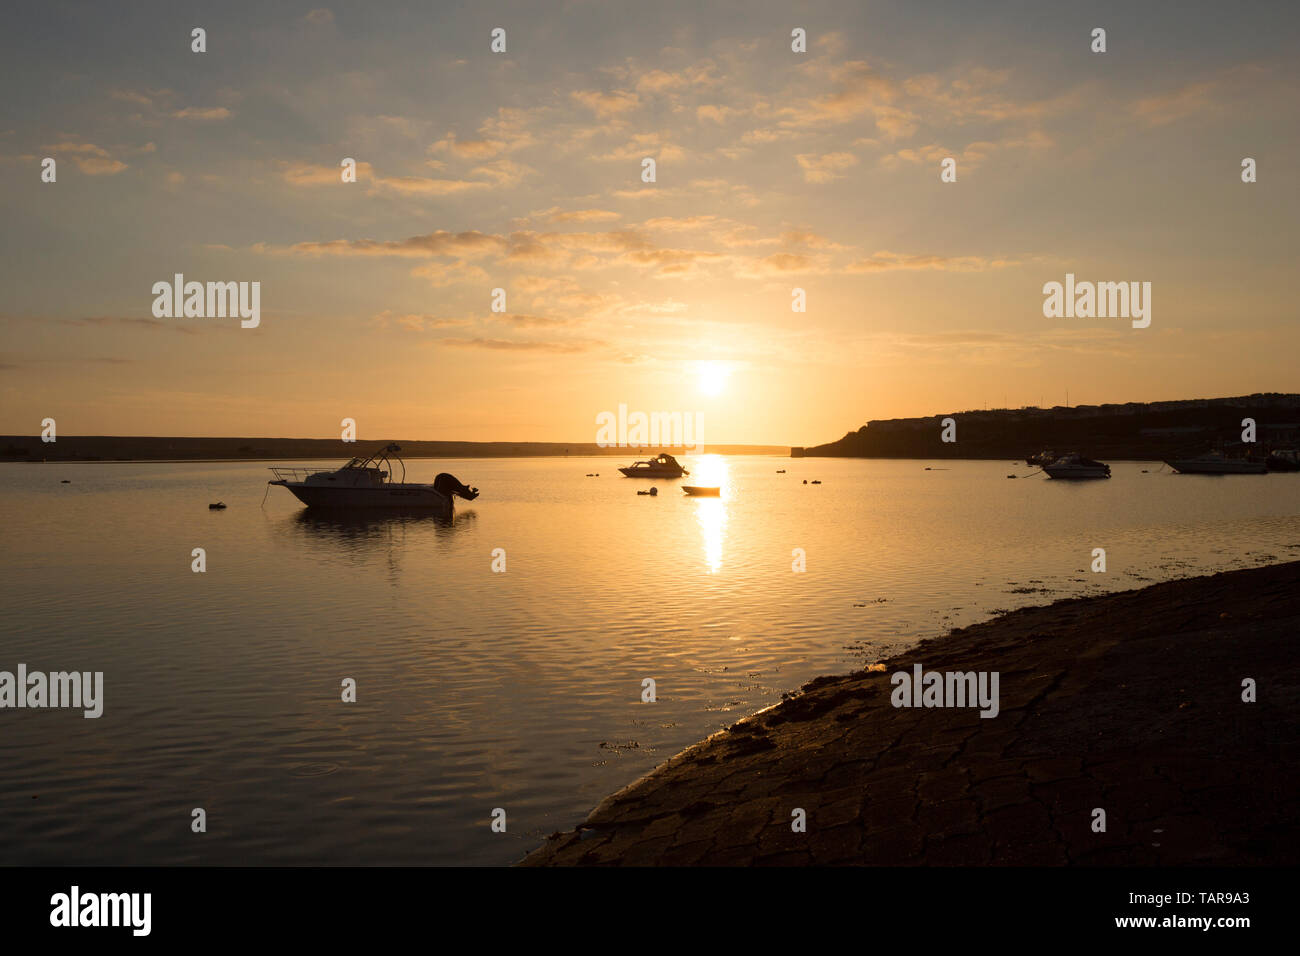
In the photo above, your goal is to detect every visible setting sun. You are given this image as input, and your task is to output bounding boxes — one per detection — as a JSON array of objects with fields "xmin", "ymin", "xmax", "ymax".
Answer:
[{"xmin": 696, "ymin": 361, "xmax": 731, "ymax": 397}]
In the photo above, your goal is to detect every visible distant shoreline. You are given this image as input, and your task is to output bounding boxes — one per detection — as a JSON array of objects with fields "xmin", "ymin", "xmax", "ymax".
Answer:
[
  {"xmin": 0, "ymin": 436, "xmax": 790, "ymax": 463},
  {"xmin": 523, "ymin": 560, "xmax": 1300, "ymax": 866},
  {"xmin": 797, "ymin": 392, "xmax": 1300, "ymax": 461},
  {"xmin": 4, "ymin": 455, "xmax": 1194, "ymax": 465}
]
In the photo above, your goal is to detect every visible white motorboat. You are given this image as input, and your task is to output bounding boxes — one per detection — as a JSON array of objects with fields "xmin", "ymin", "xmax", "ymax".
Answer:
[
  {"xmin": 268, "ymin": 443, "xmax": 479, "ymax": 513},
  {"xmin": 1043, "ymin": 453, "xmax": 1111, "ymax": 479},
  {"xmin": 618, "ymin": 453, "xmax": 689, "ymax": 478},
  {"xmin": 1164, "ymin": 452, "xmax": 1267, "ymax": 475}
]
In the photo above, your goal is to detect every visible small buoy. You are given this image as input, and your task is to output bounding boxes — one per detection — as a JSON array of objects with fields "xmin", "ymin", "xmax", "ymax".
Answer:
[
  {"xmin": 803, "ymin": 479, "xmax": 808, "ymax": 484},
  {"xmin": 776, "ymin": 469, "xmax": 786, "ymax": 473},
  {"xmin": 209, "ymin": 502, "xmax": 227, "ymax": 510},
  {"xmin": 649, "ymin": 486, "xmax": 657, "ymax": 496}
]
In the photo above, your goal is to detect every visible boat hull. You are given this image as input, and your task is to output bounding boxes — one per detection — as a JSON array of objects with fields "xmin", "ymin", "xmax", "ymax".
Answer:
[
  {"xmin": 681, "ymin": 486, "xmax": 721, "ymax": 496},
  {"xmin": 618, "ymin": 467, "xmax": 686, "ymax": 478},
  {"xmin": 274, "ymin": 481, "xmax": 454, "ymax": 512},
  {"xmin": 1043, "ymin": 467, "xmax": 1110, "ymax": 479},
  {"xmin": 1164, "ymin": 460, "xmax": 1268, "ymax": 475}
]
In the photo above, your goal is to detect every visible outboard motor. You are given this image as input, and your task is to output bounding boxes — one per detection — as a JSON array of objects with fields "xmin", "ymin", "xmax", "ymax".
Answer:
[{"xmin": 433, "ymin": 473, "xmax": 480, "ymax": 501}]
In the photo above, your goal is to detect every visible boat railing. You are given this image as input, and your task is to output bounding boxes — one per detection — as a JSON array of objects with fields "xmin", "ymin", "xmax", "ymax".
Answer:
[{"xmin": 268, "ymin": 466, "xmax": 330, "ymax": 482}]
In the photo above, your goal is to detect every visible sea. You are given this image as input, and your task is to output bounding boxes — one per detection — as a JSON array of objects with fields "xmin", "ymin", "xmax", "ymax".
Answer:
[{"xmin": 1, "ymin": 455, "xmax": 1296, "ymax": 864}]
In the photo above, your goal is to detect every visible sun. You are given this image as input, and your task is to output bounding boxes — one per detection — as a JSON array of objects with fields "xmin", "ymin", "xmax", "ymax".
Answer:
[{"xmin": 696, "ymin": 360, "xmax": 731, "ymax": 396}]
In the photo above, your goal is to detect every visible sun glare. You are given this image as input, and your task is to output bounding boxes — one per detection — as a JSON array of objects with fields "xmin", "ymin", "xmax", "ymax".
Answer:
[{"xmin": 697, "ymin": 361, "xmax": 730, "ymax": 396}]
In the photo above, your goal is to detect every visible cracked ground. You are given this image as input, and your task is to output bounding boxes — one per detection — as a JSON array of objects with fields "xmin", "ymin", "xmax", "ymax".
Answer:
[{"xmin": 522, "ymin": 561, "xmax": 1300, "ymax": 866}]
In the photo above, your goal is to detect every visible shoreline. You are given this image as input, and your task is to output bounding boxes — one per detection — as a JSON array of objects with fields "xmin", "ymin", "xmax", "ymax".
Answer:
[
  {"xmin": 1, "ymin": 455, "xmax": 1235, "ymax": 465},
  {"xmin": 522, "ymin": 561, "xmax": 1300, "ymax": 866}
]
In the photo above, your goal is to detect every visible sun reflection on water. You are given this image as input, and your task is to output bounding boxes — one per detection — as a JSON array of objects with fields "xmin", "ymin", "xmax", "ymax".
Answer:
[{"xmin": 688, "ymin": 455, "xmax": 730, "ymax": 572}]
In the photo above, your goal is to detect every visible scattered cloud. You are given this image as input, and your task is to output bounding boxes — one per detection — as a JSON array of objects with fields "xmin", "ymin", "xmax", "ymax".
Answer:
[
  {"xmin": 571, "ymin": 89, "xmax": 640, "ymax": 119},
  {"xmin": 171, "ymin": 106, "xmax": 232, "ymax": 121},
  {"xmin": 846, "ymin": 251, "xmax": 1029, "ymax": 273},
  {"xmin": 42, "ymin": 140, "xmax": 128, "ymax": 175},
  {"xmin": 796, "ymin": 151, "xmax": 858, "ymax": 183}
]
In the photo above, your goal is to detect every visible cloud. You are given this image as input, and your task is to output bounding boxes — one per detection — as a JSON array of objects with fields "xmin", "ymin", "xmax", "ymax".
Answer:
[
  {"xmin": 410, "ymin": 261, "xmax": 490, "ymax": 286},
  {"xmin": 276, "ymin": 221, "xmax": 838, "ymax": 283},
  {"xmin": 636, "ymin": 70, "xmax": 690, "ymax": 94},
  {"xmin": 530, "ymin": 207, "xmax": 621, "ymax": 224},
  {"xmin": 872, "ymin": 105, "xmax": 919, "ymax": 140},
  {"xmin": 282, "ymin": 161, "xmax": 374, "ymax": 185},
  {"xmin": 696, "ymin": 104, "xmax": 745, "ymax": 124},
  {"xmin": 1130, "ymin": 82, "xmax": 1217, "ymax": 126},
  {"xmin": 796, "ymin": 151, "xmax": 858, "ymax": 183},
  {"xmin": 282, "ymin": 157, "xmax": 526, "ymax": 195},
  {"xmin": 438, "ymin": 337, "xmax": 598, "ymax": 353},
  {"xmin": 751, "ymin": 253, "xmax": 817, "ymax": 273},
  {"xmin": 638, "ymin": 214, "xmax": 725, "ymax": 232},
  {"xmin": 781, "ymin": 229, "xmax": 848, "ymax": 250},
  {"xmin": 469, "ymin": 158, "xmax": 533, "ymax": 187},
  {"xmin": 903, "ymin": 67, "xmax": 1079, "ymax": 124},
  {"xmin": 780, "ymin": 61, "xmax": 897, "ymax": 129},
  {"xmin": 596, "ymin": 133, "xmax": 685, "ymax": 162},
  {"xmin": 374, "ymin": 175, "xmax": 492, "ymax": 196},
  {"xmin": 571, "ymin": 89, "xmax": 640, "ymax": 118},
  {"xmin": 879, "ymin": 131, "xmax": 1052, "ymax": 170},
  {"xmin": 490, "ymin": 313, "xmax": 574, "ymax": 328},
  {"xmin": 59, "ymin": 316, "xmax": 200, "ymax": 335},
  {"xmin": 286, "ymin": 230, "xmax": 508, "ymax": 259},
  {"xmin": 846, "ymin": 251, "xmax": 1028, "ymax": 273},
  {"xmin": 42, "ymin": 140, "xmax": 128, "ymax": 175},
  {"xmin": 740, "ymin": 127, "xmax": 799, "ymax": 145},
  {"xmin": 110, "ymin": 89, "xmax": 158, "ymax": 107},
  {"xmin": 429, "ymin": 133, "xmax": 508, "ymax": 159},
  {"xmin": 171, "ymin": 106, "xmax": 232, "ymax": 121},
  {"xmin": 370, "ymin": 310, "xmax": 471, "ymax": 331}
]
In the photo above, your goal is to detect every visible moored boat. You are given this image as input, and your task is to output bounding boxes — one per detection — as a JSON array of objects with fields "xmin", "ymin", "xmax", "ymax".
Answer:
[
  {"xmin": 1164, "ymin": 451, "xmax": 1268, "ymax": 475},
  {"xmin": 1266, "ymin": 449, "xmax": 1300, "ymax": 472},
  {"xmin": 681, "ymin": 486, "xmax": 721, "ymax": 496},
  {"xmin": 268, "ymin": 443, "xmax": 479, "ymax": 512},
  {"xmin": 618, "ymin": 453, "xmax": 689, "ymax": 478},
  {"xmin": 1043, "ymin": 453, "xmax": 1111, "ymax": 479}
]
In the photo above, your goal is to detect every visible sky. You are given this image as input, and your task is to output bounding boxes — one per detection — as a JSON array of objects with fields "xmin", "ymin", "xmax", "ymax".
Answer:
[{"xmin": 2, "ymin": 0, "xmax": 1297, "ymax": 446}]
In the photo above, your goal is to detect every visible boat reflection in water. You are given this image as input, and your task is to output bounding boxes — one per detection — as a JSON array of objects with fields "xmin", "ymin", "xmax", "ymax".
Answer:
[
  {"xmin": 687, "ymin": 455, "xmax": 730, "ymax": 573},
  {"xmin": 271, "ymin": 500, "xmax": 476, "ymax": 583}
]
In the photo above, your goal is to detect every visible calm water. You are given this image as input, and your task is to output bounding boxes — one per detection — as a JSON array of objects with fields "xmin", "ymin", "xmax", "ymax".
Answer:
[{"xmin": 1, "ymin": 456, "xmax": 1297, "ymax": 865}]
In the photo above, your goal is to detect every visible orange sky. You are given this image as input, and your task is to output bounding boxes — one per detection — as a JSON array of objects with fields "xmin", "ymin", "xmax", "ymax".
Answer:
[{"xmin": 3, "ymin": 2, "xmax": 1298, "ymax": 446}]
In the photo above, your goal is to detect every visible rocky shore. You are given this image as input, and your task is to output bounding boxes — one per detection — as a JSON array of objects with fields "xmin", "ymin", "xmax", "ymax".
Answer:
[{"xmin": 523, "ymin": 561, "xmax": 1300, "ymax": 865}]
